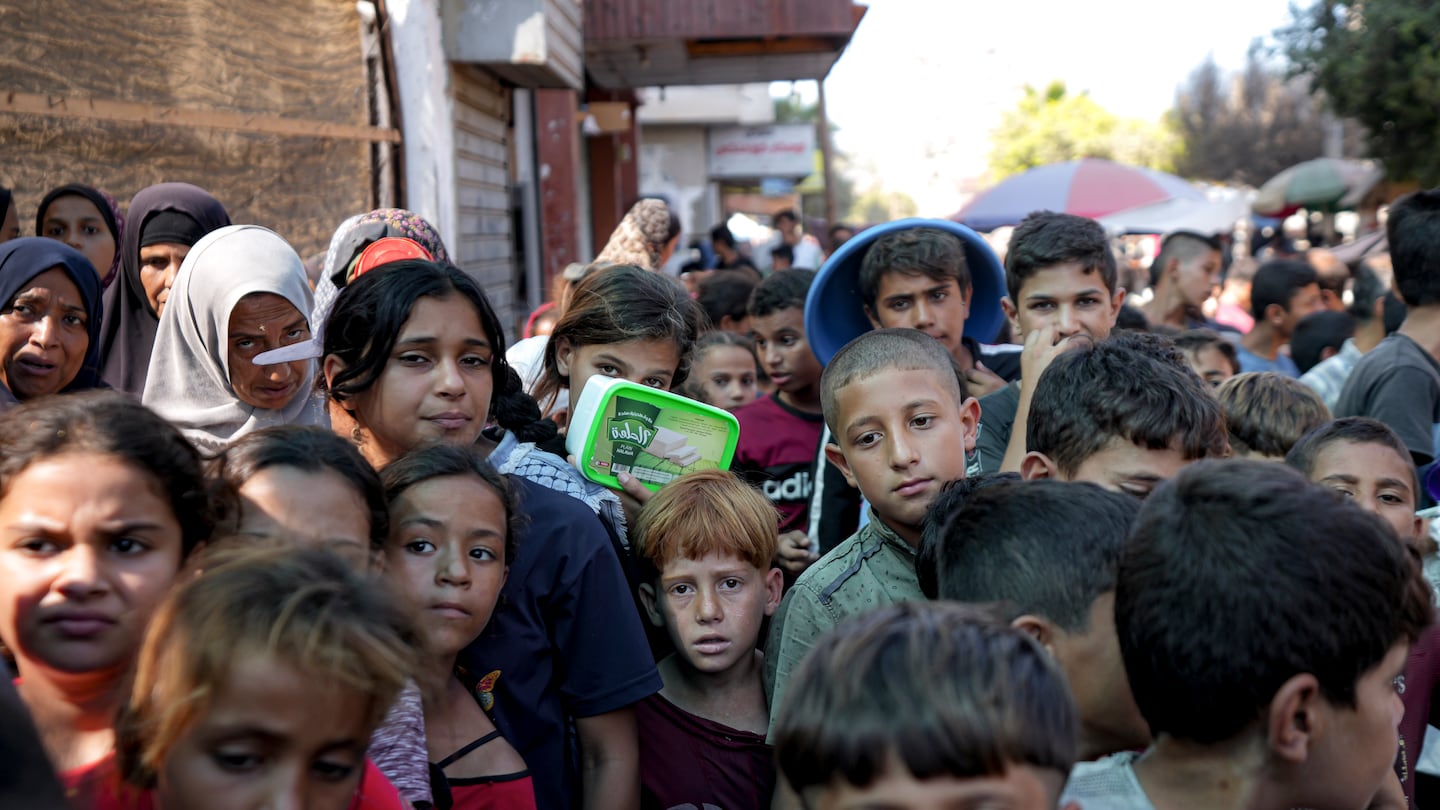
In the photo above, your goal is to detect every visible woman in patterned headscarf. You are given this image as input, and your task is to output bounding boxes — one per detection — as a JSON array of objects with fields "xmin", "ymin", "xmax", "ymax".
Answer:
[{"xmin": 593, "ymin": 198, "xmax": 681, "ymax": 271}]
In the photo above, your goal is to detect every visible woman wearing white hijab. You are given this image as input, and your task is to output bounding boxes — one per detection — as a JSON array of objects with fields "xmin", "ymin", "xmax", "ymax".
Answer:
[{"xmin": 143, "ymin": 225, "xmax": 324, "ymax": 454}]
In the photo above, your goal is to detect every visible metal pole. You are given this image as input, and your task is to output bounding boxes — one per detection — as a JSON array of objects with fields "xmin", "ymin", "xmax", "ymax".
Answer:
[{"xmin": 817, "ymin": 78, "xmax": 838, "ymax": 227}]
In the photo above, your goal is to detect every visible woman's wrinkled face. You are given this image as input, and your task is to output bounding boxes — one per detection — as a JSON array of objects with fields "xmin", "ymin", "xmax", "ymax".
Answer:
[
  {"xmin": 40, "ymin": 195, "xmax": 116, "ymax": 279},
  {"xmin": 0, "ymin": 267, "xmax": 90, "ymax": 400},
  {"xmin": 227, "ymin": 293, "xmax": 311, "ymax": 411},
  {"xmin": 139, "ymin": 242, "xmax": 190, "ymax": 317}
]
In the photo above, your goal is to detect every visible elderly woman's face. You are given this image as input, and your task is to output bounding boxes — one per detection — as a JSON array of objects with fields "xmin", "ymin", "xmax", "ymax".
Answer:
[
  {"xmin": 0, "ymin": 267, "xmax": 89, "ymax": 399},
  {"xmin": 226, "ymin": 292, "xmax": 311, "ymax": 411}
]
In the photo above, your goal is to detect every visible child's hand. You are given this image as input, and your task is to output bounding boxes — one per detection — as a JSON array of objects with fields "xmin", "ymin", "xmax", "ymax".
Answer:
[
  {"xmin": 1019, "ymin": 324, "xmax": 1094, "ymax": 386},
  {"xmin": 964, "ymin": 361, "xmax": 1007, "ymax": 397},
  {"xmin": 614, "ymin": 471, "xmax": 654, "ymax": 526},
  {"xmin": 776, "ymin": 530, "xmax": 818, "ymax": 575}
]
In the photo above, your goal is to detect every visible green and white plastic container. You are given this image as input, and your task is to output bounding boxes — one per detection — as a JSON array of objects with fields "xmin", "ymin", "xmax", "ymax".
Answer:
[{"xmin": 565, "ymin": 377, "xmax": 741, "ymax": 492}]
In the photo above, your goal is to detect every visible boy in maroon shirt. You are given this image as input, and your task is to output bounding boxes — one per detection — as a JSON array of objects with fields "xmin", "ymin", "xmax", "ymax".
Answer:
[
  {"xmin": 735, "ymin": 269, "xmax": 825, "ymax": 576},
  {"xmin": 632, "ymin": 470, "xmax": 785, "ymax": 810}
]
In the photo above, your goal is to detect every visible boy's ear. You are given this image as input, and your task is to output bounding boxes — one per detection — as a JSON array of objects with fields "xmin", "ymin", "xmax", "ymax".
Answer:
[
  {"xmin": 1021, "ymin": 451, "xmax": 1059, "ymax": 481},
  {"xmin": 554, "ymin": 337, "xmax": 574, "ymax": 377},
  {"xmin": 863, "ymin": 304, "xmax": 882, "ymax": 329},
  {"xmin": 1267, "ymin": 672, "xmax": 1323, "ymax": 764},
  {"xmin": 1001, "ymin": 296, "xmax": 1021, "ymax": 339},
  {"xmin": 823, "ymin": 442, "xmax": 859, "ymax": 489},
  {"xmin": 958, "ymin": 396, "xmax": 981, "ymax": 454},
  {"xmin": 1109, "ymin": 287, "xmax": 1127, "ymax": 326},
  {"xmin": 1265, "ymin": 302, "xmax": 1288, "ymax": 327},
  {"xmin": 637, "ymin": 582, "xmax": 666, "ymax": 628},
  {"xmin": 763, "ymin": 567, "xmax": 784, "ymax": 616},
  {"xmin": 1010, "ymin": 614, "xmax": 1059, "ymax": 657}
]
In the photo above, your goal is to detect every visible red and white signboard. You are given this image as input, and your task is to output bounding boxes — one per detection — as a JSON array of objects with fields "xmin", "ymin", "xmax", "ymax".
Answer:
[{"xmin": 707, "ymin": 124, "xmax": 816, "ymax": 179}]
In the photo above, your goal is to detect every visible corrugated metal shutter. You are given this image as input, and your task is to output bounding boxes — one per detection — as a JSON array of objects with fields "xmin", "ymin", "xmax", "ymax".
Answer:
[{"xmin": 452, "ymin": 65, "xmax": 518, "ymax": 333}]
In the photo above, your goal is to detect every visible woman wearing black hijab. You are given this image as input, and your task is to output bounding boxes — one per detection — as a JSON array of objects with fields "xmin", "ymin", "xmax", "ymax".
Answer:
[
  {"xmin": 99, "ymin": 182, "xmax": 230, "ymax": 394},
  {"xmin": 0, "ymin": 238, "xmax": 105, "ymax": 408},
  {"xmin": 34, "ymin": 184, "xmax": 125, "ymax": 287},
  {"xmin": 0, "ymin": 187, "xmax": 19, "ymax": 243}
]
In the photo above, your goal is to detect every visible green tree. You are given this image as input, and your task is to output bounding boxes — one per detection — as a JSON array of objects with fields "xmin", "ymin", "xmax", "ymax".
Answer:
[
  {"xmin": 987, "ymin": 81, "xmax": 1175, "ymax": 179},
  {"xmin": 1279, "ymin": 0, "xmax": 1440, "ymax": 184},
  {"xmin": 1169, "ymin": 43, "xmax": 1333, "ymax": 187}
]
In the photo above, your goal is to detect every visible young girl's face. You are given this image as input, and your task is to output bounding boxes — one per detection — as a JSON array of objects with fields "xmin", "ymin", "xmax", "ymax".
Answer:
[
  {"xmin": 158, "ymin": 653, "xmax": 373, "ymax": 810},
  {"xmin": 331, "ymin": 295, "xmax": 495, "ymax": 466},
  {"xmin": 236, "ymin": 466, "xmax": 373, "ymax": 572},
  {"xmin": 690, "ymin": 344, "xmax": 759, "ymax": 411},
  {"xmin": 0, "ymin": 452, "xmax": 184, "ymax": 677},
  {"xmin": 557, "ymin": 336, "xmax": 682, "ymax": 395},
  {"xmin": 384, "ymin": 475, "xmax": 508, "ymax": 658}
]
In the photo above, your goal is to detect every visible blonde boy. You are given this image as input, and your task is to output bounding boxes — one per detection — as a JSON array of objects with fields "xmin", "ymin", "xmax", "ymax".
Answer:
[{"xmin": 633, "ymin": 469, "xmax": 785, "ymax": 810}]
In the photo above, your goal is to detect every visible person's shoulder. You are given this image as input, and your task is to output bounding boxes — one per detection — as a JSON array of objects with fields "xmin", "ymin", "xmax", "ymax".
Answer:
[
  {"xmin": 1351, "ymin": 335, "xmax": 1440, "ymax": 384},
  {"xmin": 979, "ymin": 379, "xmax": 1022, "ymax": 409},
  {"xmin": 1061, "ymin": 751, "xmax": 1150, "ymax": 810}
]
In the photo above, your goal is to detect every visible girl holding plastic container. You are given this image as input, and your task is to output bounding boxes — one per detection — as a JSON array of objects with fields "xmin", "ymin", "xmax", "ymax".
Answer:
[{"xmin": 318, "ymin": 260, "xmax": 660, "ymax": 810}]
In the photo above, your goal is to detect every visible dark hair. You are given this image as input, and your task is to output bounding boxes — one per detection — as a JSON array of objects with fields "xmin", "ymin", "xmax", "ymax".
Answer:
[
  {"xmin": 1027, "ymin": 332, "xmax": 1229, "ymax": 475},
  {"xmin": 774, "ymin": 209, "xmax": 800, "ymax": 227},
  {"xmin": 1286, "ymin": 417, "xmax": 1418, "ymax": 492},
  {"xmin": 1115, "ymin": 304, "xmax": 1151, "ymax": 332},
  {"xmin": 1249, "ymin": 259, "xmax": 1318, "ymax": 319},
  {"xmin": 696, "ymin": 273, "xmax": 757, "ymax": 329},
  {"xmin": 920, "ymin": 479, "xmax": 1138, "ymax": 631},
  {"xmin": 709, "ymin": 224, "xmax": 737, "ymax": 250},
  {"xmin": 821, "ymin": 328, "xmax": 966, "ymax": 435},
  {"xmin": 748, "ymin": 267, "xmax": 815, "ymax": 321},
  {"xmin": 1385, "ymin": 189, "xmax": 1440, "ymax": 308},
  {"xmin": 774, "ymin": 601, "xmax": 1076, "ymax": 796},
  {"xmin": 212, "ymin": 426, "xmax": 388, "ymax": 551},
  {"xmin": 1172, "ymin": 328, "xmax": 1239, "ymax": 377},
  {"xmin": 916, "ymin": 473, "xmax": 1024, "ymax": 598},
  {"xmin": 1348, "ymin": 263, "xmax": 1392, "ymax": 321},
  {"xmin": 1005, "ymin": 211, "xmax": 1118, "ymax": 302},
  {"xmin": 858, "ymin": 228, "xmax": 969, "ymax": 310},
  {"xmin": 770, "ymin": 244, "xmax": 794, "ymax": 265},
  {"xmin": 534, "ymin": 264, "xmax": 704, "ymax": 412},
  {"xmin": 323, "ymin": 260, "xmax": 554, "ymax": 444},
  {"xmin": 1119, "ymin": 459, "xmax": 1433, "ymax": 744},
  {"xmin": 0, "ymin": 391, "xmax": 219, "ymax": 555},
  {"xmin": 1149, "ymin": 231, "xmax": 1222, "ymax": 288},
  {"xmin": 380, "ymin": 444, "xmax": 520, "ymax": 566},
  {"xmin": 1290, "ymin": 310, "xmax": 1356, "ymax": 374},
  {"xmin": 1216, "ymin": 372, "xmax": 1330, "ymax": 459}
]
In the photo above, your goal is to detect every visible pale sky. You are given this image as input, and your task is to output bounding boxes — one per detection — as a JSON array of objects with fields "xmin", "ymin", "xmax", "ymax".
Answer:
[{"xmin": 789, "ymin": 0, "xmax": 1302, "ymax": 215}]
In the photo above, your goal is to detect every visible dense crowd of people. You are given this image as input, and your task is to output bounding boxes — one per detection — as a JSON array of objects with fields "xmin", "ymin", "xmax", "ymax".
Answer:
[{"xmin": 0, "ymin": 178, "xmax": 1438, "ymax": 810}]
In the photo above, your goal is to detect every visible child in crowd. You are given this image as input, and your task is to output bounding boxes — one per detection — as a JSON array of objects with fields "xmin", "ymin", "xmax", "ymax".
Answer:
[
  {"xmin": 632, "ymin": 470, "xmax": 784, "ymax": 810},
  {"xmin": 114, "ymin": 546, "xmax": 413, "ymax": 810},
  {"xmin": 211, "ymin": 425, "xmax": 430, "ymax": 807},
  {"xmin": 1288, "ymin": 418, "xmax": 1438, "ymax": 809},
  {"xmin": 681, "ymin": 331, "xmax": 761, "ymax": 411},
  {"xmin": 976, "ymin": 211, "xmax": 1127, "ymax": 474},
  {"xmin": 1235, "ymin": 259, "xmax": 1326, "ymax": 376},
  {"xmin": 697, "ymin": 272, "xmax": 757, "ymax": 335},
  {"xmin": 524, "ymin": 263, "xmax": 704, "ymax": 529},
  {"xmin": 765, "ymin": 328, "xmax": 979, "ymax": 734},
  {"xmin": 1137, "ymin": 230, "xmax": 1224, "ymax": 331},
  {"xmin": 918, "ymin": 478, "xmax": 1149, "ymax": 762},
  {"xmin": 1173, "ymin": 327, "xmax": 1239, "ymax": 387},
  {"xmin": 734, "ymin": 269, "xmax": 826, "ymax": 574},
  {"xmin": 1336, "ymin": 189, "xmax": 1440, "ymax": 471},
  {"xmin": 772, "ymin": 602, "xmax": 1079, "ymax": 810},
  {"xmin": 858, "ymin": 226, "xmax": 1022, "ymax": 393},
  {"xmin": 1291, "ymin": 309, "xmax": 1357, "ymax": 374},
  {"xmin": 381, "ymin": 444, "xmax": 535, "ymax": 810},
  {"xmin": 770, "ymin": 243, "xmax": 794, "ymax": 272},
  {"xmin": 0, "ymin": 391, "xmax": 219, "ymax": 803},
  {"xmin": 321, "ymin": 260, "xmax": 661, "ymax": 810},
  {"xmin": 1216, "ymin": 371, "xmax": 1331, "ymax": 460},
  {"xmin": 1021, "ymin": 332, "xmax": 1230, "ymax": 496},
  {"xmin": 1062, "ymin": 459, "xmax": 1432, "ymax": 810}
]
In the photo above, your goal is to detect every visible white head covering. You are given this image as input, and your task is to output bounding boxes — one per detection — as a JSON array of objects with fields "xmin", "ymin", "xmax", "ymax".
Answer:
[{"xmin": 142, "ymin": 224, "xmax": 325, "ymax": 454}]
